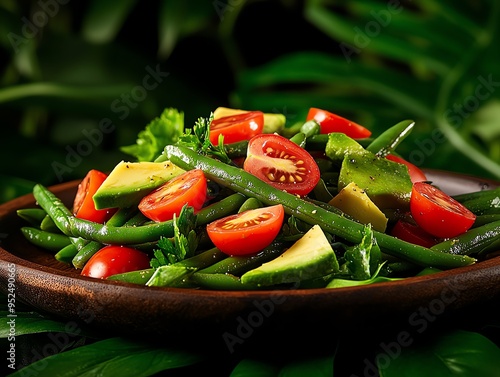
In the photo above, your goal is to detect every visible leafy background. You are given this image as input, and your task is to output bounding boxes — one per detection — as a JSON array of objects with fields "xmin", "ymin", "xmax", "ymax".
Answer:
[
  {"xmin": 1, "ymin": 0, "xmax": 500, "ymax": 204},
  {"xmin": 2, "ymin": 0, "xmax": 500, "ymax": 375}
]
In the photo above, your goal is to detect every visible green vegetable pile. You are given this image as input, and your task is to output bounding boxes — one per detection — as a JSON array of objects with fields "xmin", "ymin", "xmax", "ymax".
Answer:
[{"xmin": 17, "ymin": 107, "xmax": 500, "ymax": 290}]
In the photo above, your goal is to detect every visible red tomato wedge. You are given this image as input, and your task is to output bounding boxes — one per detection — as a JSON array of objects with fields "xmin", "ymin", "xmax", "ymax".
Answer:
[
  {"xmin": 209, "ymin": 111, "xmax": 264, "ymax": 145},
  {"xmin": 138, "ymin": 169, "xmax": 207, "ymax": 222},
  {"xmin": 81, "ymin": 245, "xmax": 150, "ymax": 279},
  {"xmin": 243, "ymin": 134, "xmax": 320, "ymax": 197},
  {"xmin": 207, "ymin": 204, "xmax": 285, "ymax": 256},
  {"xmin": 73, "ymin": 169, "xmax": 116, "ymax": 223},
  {"xmin": 390, "ymin": 219, "xmax": 440, "ymax": 248},
  {"xmin": 386, "ymin": 154, "xmax": 427, "ymax": 183},
  {"xmin": 306, "ymin": 107, "xmax": 371, "ymax": 138},
  {"xmin": 410, "ymin": 182, "xmax": 476, "ymax": 239}
]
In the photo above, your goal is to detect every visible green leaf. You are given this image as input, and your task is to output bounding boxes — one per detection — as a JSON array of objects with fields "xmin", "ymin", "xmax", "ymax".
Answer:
[
  {"xmin": 121, "ymin": 107, "xmax": 185, "ymax": 162},
  {"xmin": 157, "ymin": 0, "xmax": 214, "ymax": 59},
  {"xmin": 9, "ymin": 337, "xmax": 204, "ymax": 377},
  {"xmin": 379, "ymin": 330, "xmax": 500, "ymax": 377},
  {"xmin": 279, "ymin": 355, "xmax": 335, "ymax": 376},
  {"xmin": 230, "ymin": 358, "xmax": 280, "ymax": 376},
  {"xmin": 81, "ymin": 0, "xmax": 138, "ymax": 44}
]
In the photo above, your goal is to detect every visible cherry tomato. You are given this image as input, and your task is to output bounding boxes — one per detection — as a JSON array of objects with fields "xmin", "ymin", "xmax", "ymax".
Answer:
[
  {"xmin": 243, "ymin": 134, "xmax": 320, "ymax": 197},
  {"xmin": 386, "ymin": 154, "xmax": 427, "ymax": 183},
  {"xmin": 73, "ymin": 169, "xmax": 116, "ymax": 223},
  {"xmin": 207, "ymin": 204, "xmax": 285, "ymax": 256},
  {"xmin": 138, "ymin": 169, "xmax": 207, "ymax": 222},
  {"xmin": 306, "ymin": 107, "xmax": 371, "ymax": 138},
  {"xmin": 390, "ymin": 219, "xmax": 440, "ymax": 248},
  {"xmin": 81, "ymin": 245, "xmax": 150, "ymax": 279},
  {"xmin": 410, "ymin": 182, "xmax": 476, "ymax": 239},
  {"xmin": 209, "ymin": 111, "xmax": 264, "ymax": 145}
]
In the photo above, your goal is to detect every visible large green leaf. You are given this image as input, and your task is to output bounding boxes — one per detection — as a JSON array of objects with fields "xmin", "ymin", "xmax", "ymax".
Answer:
[
  {"xmin": 379, "ymin": 330, "xmax": 500, "ymax": 377},
  {"xmin": 9, "ymin": 337, "xmax": 204, "ymax": 377}
]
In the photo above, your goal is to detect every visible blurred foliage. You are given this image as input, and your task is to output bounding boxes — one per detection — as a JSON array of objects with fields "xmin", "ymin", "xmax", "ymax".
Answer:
[{"xmin": 1, "ymin": 0, "xmax": 500, "ymax": 203}]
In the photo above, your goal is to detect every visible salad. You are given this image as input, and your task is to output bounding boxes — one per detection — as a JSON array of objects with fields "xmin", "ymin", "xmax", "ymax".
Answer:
[{"xmin": 17, "ymin": 107, "xmax": 500, "ymax": 290}]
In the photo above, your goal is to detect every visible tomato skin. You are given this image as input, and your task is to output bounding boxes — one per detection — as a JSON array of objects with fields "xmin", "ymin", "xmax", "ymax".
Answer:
[
  {"xmin": 81, "ymin": 245, "xmax": 150, "ymax": 279},
  {"xmin": 138, "ymin": 169, "xmax": 207, "ymax": 222},
  {"xmin": 390, "ymin": 219, "xmax": 440, "ymax": 248},
  {"xmin": 207, "ymin": 204, "xmax": 285, "ymax": 256},
  {"xmin": 410, "ymin": 182, "xmax": 476, "ymax": 239},
  {"xmin": 386, "ymin": 154, "xmax": 427, "ymax": 183},
  {"xmin": 73, "ymin": 169, "xmax": 116, "ymax": 223},
  {"xmin": 306, "ymin": 108, "xmax": 371, "ymax": 138},
  {"xmin": 209, "ymin": 111, "xmax": 264, "ymax": 145},
  {"xmin": 243, "ymin": 134, "xmax": 320, "ymax": 197}
]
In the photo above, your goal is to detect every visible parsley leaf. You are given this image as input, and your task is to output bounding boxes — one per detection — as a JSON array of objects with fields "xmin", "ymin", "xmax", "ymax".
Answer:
[
  {"xmin": 121, "ymin": 108, "xmax": 184, "ymax": 162},
  {"xmin": 150, "ymin": 205, "xmax": 198, "ymax": 268}
]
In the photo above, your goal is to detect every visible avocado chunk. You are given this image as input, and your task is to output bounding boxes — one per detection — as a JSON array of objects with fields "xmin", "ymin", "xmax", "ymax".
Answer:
[
  {"xmin": 93, "ymin": 161, "xmax": 185, "ymax": 209},
  {"xmin": 325, "ymin": 132, "xmax": 366, "ymax": 165},
  {"xmin": 338, "ymin": 153, "xmax": 412, "ymax": 212},
  {"xmin": 329, "ymin": 182, "xmax": 388, "ymax": 232},
  {"xmin": 240, "ymin": 225, "xmax": 339, "ymax": 287}
]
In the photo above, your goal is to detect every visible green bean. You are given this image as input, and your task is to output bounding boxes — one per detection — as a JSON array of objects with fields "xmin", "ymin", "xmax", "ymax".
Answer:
[
  {"xmin": 40, "ymin": 214, "xmax": 59, "ymax": 233},
  {"xmin": 195, "ymin": 192, "xmax": 247, "ymax": 226},
  {"xmin": 366, "ymin": 120, "xmax": 415, "ymax": 157},
  {"xmin": 195, "ymin": 241, "xmax": 285, "ymax": 276},
  {"xmin": 164, "ymin": 144, "xmax": 476, "ymax": 269},
  {"xmin": 289, "ymin": 132, "xmax": 307, "ymax": 148},
  {"xmin": 238, "ymin": 197, "xmax": 263, "ymax": 213},
  {"xmin": 306, "ymin": 134, "xmax": 373, "ymax": 152},
  {"xmin": 21, "ymin": 227, "xmax": 72, "ymax": 252},
  {"xmin": 473, "ymin": 214, "xmax": 500, "ymax": 227},
  {"xmin": 33, "ymin": 184, "xmax": 175, "ymax": 245},
  {"xmin": 17, "ymin": 208, "xmax": 47, "ymax": 226},
  {"xmin": 72, "ymin": 242, "xmax": 103, "ymax": 269},
  {"xmin": 430, "ymin": 220, "xmax": 500, "ymax": 257},
  {"xmin": 190, "ymin": 273, "xmax": 258, "ymax": 290},
  {"xmin": 300, "ymin": 119, "xmax": 321, "ymax": 138},
  {"xmin": 55, "ymin": 244, "xmax": 79, "ymax": 263},
  {"xmin": 71, "ymin": 207, "xmax": 142, "ymax": 269},
  {"xmin": 453, "ymin": 187, "xmax": 500, "ymax": 215},
  {"xmin": 106, "ymin": 268, "xmax": 154, "ymax": 285}
]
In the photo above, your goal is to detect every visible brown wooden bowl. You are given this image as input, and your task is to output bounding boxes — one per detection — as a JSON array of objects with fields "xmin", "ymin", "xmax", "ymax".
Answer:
[{"xmin": 1, "ymin": 170, "xmax": 500, "ymax": 349}]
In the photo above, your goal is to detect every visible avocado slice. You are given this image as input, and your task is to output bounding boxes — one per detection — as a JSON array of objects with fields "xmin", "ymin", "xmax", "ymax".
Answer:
[
  {"xmin": 92, "ymin": 161, "xmax": 185, "ymax": 209},
  {"xmin": 240, "ymin": 225, "xmax": 339, "ymax": 287},
  {"xmin": 329, "ymin": 181, "xmax": 388, "ymax": 232},
  {"xmin": 338, "ymin": 152, "xmax": 412, "ymax": 212},
  {"xmin": 325, "ymin": 132, "xmax": 366, "ymax": 165}
]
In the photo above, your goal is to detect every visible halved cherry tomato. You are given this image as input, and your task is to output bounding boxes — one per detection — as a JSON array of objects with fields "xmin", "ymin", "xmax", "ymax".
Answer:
[
  {"xmin": 209, "ymin": 111, "xmax": 264, "ymax": 145},
  {"xmin": 410, "ymin": 182, "xmax": 476, "ymax": 239},
  {"xmin": 207, "ymin": 204, "xmax": 285, "ymax": 256},
  {"xmin": 386, "ymin": 154, "xmax": 427, "ymax": 183},
  {"xmin": 243, "ymin": 134, "xmax": 320, "ymax": 197},
  {"xmin": 390, "ymin": 219, "xmax": 440, "ymax": 248},
  {"xmin": 138, "ymin": 169, "xmax": 207, "ymax": 222},
  {"xmin": 81, "ymin": 245, "xmax": 150, "ymax": 279},
  {"xmin": 73, "ymin": 169, "xmax": 116, "ymax": 223},
  {"xmin": 306, "ymin": 107, "xmax": 371, "ymax": 138}
]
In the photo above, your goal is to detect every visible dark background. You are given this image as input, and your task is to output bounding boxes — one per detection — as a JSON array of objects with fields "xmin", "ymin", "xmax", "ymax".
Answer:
[{"xmin": 1, "ymin": 0, "xmax": 500, "ymax": 203}]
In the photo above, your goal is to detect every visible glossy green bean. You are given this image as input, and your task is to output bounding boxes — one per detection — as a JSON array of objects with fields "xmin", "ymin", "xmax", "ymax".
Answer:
[
  {"xmin": 431, "ymin": 220, "xmax": 500, "ymax": 256},
  {"xmin": 21, "ymin": 227, "xmax": 72, "ymax": 252},
  {"xmin": 55, "ymin": 244, "xmax": 79, "ymax": 263},
  {"xmin": 195, "ymin": 193, "xmax": 247, "ymax": 226},
  {"xmin": 164, "ymin": 144, "xmax": 476, "ymax": 269},
  {"xmin": 238, "ymin": 197, "xmax": 263, "ymax": 213},
  {"xmin": 17, "ymin": 208, "xmax": 46, "ymax": 226},
  {"xmin": 365, "ymin": 120, "xmax": 415, "ymax": 157},
  {"xmin": 190, "ymin": 273, "xmax": 258, "ymax": 290},
  {"xmin": 453, "ymin": 187, "xmax": 500, "ymax": 215},
  {"xmin": 33, "ymin": 184, "xmax": 175, "ymax": 245}
]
